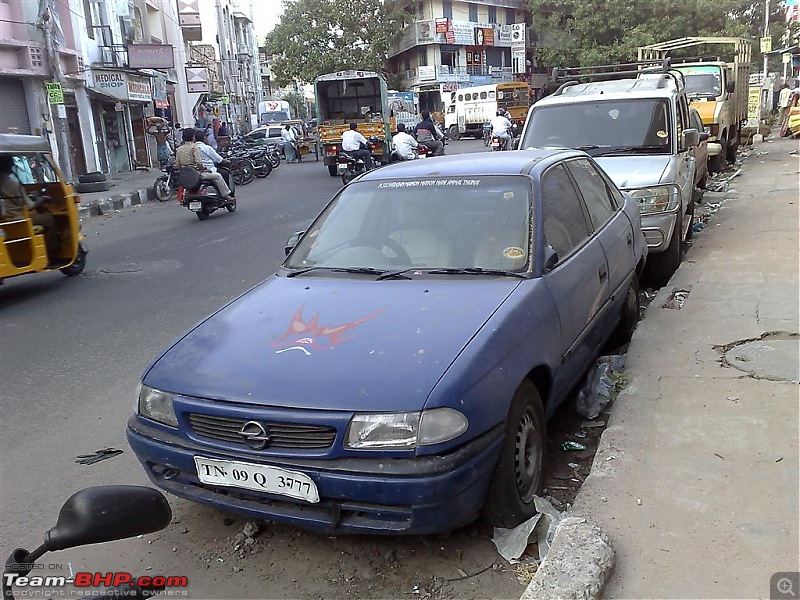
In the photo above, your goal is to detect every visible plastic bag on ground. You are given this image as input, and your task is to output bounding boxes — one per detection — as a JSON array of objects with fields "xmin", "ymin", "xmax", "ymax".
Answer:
[
  {"xmin": 575, "ymin": 354, "xmax": 626, "ymax": 419},
  {"xmin": 491, "ymin": 496, "xmax": 563, "ymax": 563}
]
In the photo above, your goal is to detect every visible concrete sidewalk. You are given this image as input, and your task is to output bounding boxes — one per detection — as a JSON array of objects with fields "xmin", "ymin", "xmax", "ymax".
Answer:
[
  {"xmin": 528, "ymin": 134, "xmax": 799, "ymax": 599},
  {"xmin": 75, "ymin": 168, "xmax": 160, "ymax": 219}
]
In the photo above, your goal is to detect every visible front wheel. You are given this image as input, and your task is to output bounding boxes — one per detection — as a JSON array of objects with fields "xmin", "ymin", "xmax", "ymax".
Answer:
[
  {"xmin": 448, "ymin": 125, "xmax": 460, "ymax": 141},
  {"xmin": 238, "ymin": 162, "xmax": 255, "ymax": 185},
  {"xmin": 606, "ymin": 275, "xmax": 640, "ymax": 349},
  {"xmin": 60, "ymin": 244, "xmax": 88, "ymax": 276},
  {"xmin": 482, "ymin": 380, "xmax": 546, "ymax": 528},
  {"xmin": 153, "ymin": 177, "xmax": 172, "ymax": 202},
  {"xmin": 644, "ymin": 214, "xmax": 682, "ymax": 287},
  {"xmin": 341, "ymin": 172, "xmax": 355, "ymax": 185},
  {"xmin": 225, "ymin": 198, "xmax": 237, "ymax": 212}
]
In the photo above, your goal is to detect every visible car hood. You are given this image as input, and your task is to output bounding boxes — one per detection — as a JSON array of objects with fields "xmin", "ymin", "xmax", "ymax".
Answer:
[
  {"xmin": 594, "ymin": 155, "xmax": 671, "ymax": 189},
  {"xmin": 144, "ymin": 276, "xmax": 521, "ymax": 412}
]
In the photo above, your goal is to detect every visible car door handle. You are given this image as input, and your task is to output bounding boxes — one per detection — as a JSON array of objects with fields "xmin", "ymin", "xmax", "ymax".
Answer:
[
  {"xmin": 599, "ymin": 265, "xmax": 608, "ymax": 281},
  {"xmin": 626, "ymin": 233, "xmax": 632, "ymax": 246}
]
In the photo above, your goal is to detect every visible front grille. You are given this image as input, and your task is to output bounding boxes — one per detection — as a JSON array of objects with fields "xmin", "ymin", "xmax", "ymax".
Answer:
[{"xmin": 187, "ymin": 413, "xmax": 336, "ymax": 450}]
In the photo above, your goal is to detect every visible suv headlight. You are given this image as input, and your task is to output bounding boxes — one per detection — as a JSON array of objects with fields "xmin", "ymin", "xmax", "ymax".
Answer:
[
  {"xmin": 628, "ymin": 185, "xmax": 680, "ymax": 214},
  {"xmin": 345, "ymin": 408, "xmax": 468, "ymax": 450},
  {"xmin": 137, "ymin": 383, "xmax": 178, "ymax": 427}
]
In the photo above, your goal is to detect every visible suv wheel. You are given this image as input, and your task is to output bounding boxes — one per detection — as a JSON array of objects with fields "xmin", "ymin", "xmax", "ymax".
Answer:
[{"xmin": 645, "ymin": 214, "xmax": 682, "ymax": 287}]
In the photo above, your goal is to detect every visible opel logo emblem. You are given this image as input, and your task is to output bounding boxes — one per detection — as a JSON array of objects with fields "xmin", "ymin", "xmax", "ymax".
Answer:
[{"xmin": 238, "ymin": 421, "xmax": 270, "ymax": 450}]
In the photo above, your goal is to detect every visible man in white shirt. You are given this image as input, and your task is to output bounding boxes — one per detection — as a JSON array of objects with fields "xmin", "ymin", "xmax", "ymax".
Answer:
[
  {"xmin": 490, "ymin": 109, "xmax": 513, "ymax": 150},
  {"xmin": 281, "ymin": 124, "xmax": 298, "ymax": 162},
  {"xmin": 194, "ymin": 129, "xmax": 233, "ymax": 192},
  {"xmin": 341, "ymin": 122, "xmax": 375, "ymax": 170},
  {"xmin": 390, "ymin": 123, "xmax": 419, "ymax": 161},
  {"xmin": 778, "ymin": 83, "xmax": 793, "ymax": 127}
]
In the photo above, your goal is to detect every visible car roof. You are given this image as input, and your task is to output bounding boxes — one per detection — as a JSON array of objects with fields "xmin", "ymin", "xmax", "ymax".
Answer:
[
  {"xmin": 0, "ymin": 133, "xmax": 50, "ymax": 153},
  {"xmin": 535, "ymin": 74, "xmax": 682, "ymax": 106},
  {"xmin": 358, "ymin": 149, "xmax": 586, "ymax": 181}
]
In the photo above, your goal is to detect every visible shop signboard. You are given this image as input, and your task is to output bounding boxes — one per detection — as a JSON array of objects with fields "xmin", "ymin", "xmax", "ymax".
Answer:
[
  {"xmin": 128, "ymin": 44, "xmax": 175, "ymax": 69},
  {"xmin": 90, "ymin": 69, "xmax": 152, "ymax": 102},
  {"xmin": 45, "ymin": 82, "xmax": 64, "ymax": 104}
]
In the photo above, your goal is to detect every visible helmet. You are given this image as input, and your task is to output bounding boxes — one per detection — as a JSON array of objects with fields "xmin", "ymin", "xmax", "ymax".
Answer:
[{"xmin": 496, "ymin": 108, "xmax": 506, "ymax": 117}]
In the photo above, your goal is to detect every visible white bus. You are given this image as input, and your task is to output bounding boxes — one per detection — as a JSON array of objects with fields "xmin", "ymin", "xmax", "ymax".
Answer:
[
  {"xmin": 444, "ymin": 82, "xmax": 530, "ymax": 139},
  {"xmin": 258, "ymin": 100, "xmax": 292, "ymax": 125}
]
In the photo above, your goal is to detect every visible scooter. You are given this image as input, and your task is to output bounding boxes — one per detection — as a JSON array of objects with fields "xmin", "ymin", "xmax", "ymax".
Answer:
[
  {"xmin": 2, "ymin": 486, "xmax": 171, "ymax": 599},
  {"xmin": 176, "ymin": 166, "xmax": 236, "ymax": 221}
]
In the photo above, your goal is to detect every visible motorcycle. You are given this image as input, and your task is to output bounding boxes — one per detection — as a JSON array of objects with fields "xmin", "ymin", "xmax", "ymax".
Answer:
[
  {"xmin": 247, "ymin": 147, "xmax": 273, "ymax": 178},
  {"xmin": 220, "ymin": 150, "xmax": 255, "ymax": 186},
  {"xmin": 264, "ymin": 141, "xmax": 282, "ymax": 169},
  {"xmin": 177, "ymin": 166, "xmax": 236, "ymax": 221},
  {"xmin": 152, "ymin": 159, "xmax": 179, "ymax": 202},
  {"xmin": 2, "ymin": 486, "xmax": 171, "ymax": 599},
  {"xmin": 338, "ymin": 137, "xmax": 379, "ymax": 185},
  {"xmin": 490, "ymin": 134, "xmax": 510, "ymax": 151},
  {"xmin": 482, "ymin": 123, "xmax": 492, "ymax": 146}
]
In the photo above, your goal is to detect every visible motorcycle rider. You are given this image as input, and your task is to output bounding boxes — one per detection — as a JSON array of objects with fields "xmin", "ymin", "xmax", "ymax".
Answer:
[
  {"xmin": 413, "ymin": 110, "xmax": 444, "ymax": 156},
  {"xmin": 490, "ymin": 108, "xmax": 513, "ymax": 150},
  {"xmin": 174, "ymin": 128, "xmax": 234, "ymax": 202},
  {"xmin": 193, "ymin": 129, "xmax": 233, "ymax": 193},
  {"xmin": 390, "ymin": 123, "xmax": 419, "ymax": 161},
  {"xmin": 341, "ymin": 122, "xmax": 375, "ymax": 170}
]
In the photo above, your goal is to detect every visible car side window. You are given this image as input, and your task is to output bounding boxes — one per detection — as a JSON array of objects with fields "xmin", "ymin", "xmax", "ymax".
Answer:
[
  {"xmin": 677, "ymin": 95, "xmax": 690, "ymax": 149},
  {"xmin": 540, "ymin": 164, "xmax": 591, "ymax": 260},
  {"xmin": 566, "ymin": 159, "xmax": 617, "ymax": 230}
]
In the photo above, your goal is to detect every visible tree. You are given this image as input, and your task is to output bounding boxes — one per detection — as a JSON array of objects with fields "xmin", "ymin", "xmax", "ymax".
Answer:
[
  {"xmin": 281, "ymin": 91, "xmax": 309, "ymax": 119},
  {"xmin": 264, "ymin": 0, "xmax": 405, "ymax": 87},
  {"xmin": 527, "ymin": 0, "xmax": 785, "ymax": 69}
]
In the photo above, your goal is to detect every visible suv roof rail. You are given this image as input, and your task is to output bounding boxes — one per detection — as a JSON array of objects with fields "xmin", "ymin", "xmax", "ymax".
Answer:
[{"xmin": 546, "ymin": 58, "xmax": 686, "ymax": 95}]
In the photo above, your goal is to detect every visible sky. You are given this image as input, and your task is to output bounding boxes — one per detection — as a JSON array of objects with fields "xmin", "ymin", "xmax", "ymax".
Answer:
[{"xmin": 251, "ymin": 0, "xmax": 285, "ymax": 41}]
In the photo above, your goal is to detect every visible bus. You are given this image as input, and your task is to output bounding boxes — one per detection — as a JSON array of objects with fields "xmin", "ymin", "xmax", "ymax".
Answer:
[
  {"xmin": 258, "ymin": 100, "xmax": 292, "ymax": 125},
  {"xmin": 443, "ymin": 81, "xmax": 531, "ymax": 139}
]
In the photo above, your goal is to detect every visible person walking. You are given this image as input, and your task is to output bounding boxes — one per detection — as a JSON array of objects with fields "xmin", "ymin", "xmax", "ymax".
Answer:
[
  {"xmin": 281, "ymin": 124, "xmax": 298, "ymax": 163},
  {"xmin": 778, "ymin": 83, "xmax": 793, "ymax": 128}
]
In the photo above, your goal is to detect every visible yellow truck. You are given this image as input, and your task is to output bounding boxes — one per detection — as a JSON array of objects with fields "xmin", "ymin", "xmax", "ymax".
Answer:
[
  {"xmin": 313, "ymin": 71, "xmax": 392, "ymax": 177},
  {"xmin": 638, "ymin": 37, "xmax": 752, "ymax": 173}
]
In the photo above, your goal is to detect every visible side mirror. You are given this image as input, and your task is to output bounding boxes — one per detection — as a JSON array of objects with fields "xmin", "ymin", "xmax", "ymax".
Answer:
[
  {"xmin": 284, "ymin": 230, "xmax": 305, "ymax": 255},
  {"xmin": 726, "ymin": 80, "xmax": 735, "ymax": 94},
  {"xmin": 45, "ymin": 486, "xmax": 171, "ymax": 552},
  {"xmin": 682, "ymin": 128, "xmax": 699, "ymax": 149},
  {"xmin": 542, "ymin": 245, "xmax": 559, "ymax": 273},
  {"xmin": 698, "ymin": 131, "xmax": 710, "ymax": 142}
]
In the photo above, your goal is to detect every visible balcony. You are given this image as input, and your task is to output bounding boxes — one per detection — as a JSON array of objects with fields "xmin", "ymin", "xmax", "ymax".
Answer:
[
  {"xmin": 389, "ymin": 19, "xmax": 517, "ymax": 58},
  {"xmin": 0, "ymin": 41, "xmax": 48, "ymax": 77},
  {"xmin": 399, "ymin": 64, "xmax": 514, "ymax": 88}
]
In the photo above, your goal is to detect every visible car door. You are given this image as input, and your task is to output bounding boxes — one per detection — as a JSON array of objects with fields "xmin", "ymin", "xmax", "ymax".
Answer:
[
  {"xmin": 539, "ymin": 163, "xmax": 611, "ymax": 400},
  {"xmin": 675, "ymin": 94, "xmax": 696, "ymax": 218},
  {"xmin": 565, "ymin": 158, "xmax": 636, "ymax": 307}
]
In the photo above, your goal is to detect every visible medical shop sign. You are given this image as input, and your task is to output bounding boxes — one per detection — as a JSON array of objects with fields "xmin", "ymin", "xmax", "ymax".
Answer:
[{"xmin": 90, "ymin": 70, "xmax": 152, "ymax": 102}]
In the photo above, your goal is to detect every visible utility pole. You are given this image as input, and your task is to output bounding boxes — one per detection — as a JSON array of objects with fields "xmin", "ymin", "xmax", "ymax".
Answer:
[{"xmin": 763, "ymin": 0, "xmax": 770, "ymax": 81}]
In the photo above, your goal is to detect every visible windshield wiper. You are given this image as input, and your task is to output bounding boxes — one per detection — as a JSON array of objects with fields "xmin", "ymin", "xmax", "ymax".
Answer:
[
  {"xmin": 425, "ymin": 267, "xmax": 527, "ymax": 278},
  {"xmin": 575, "ymin": 144, "xmax": 602, "ymax": 151},
  {"xmin": 286, "ymin": 266, "xmax": 393, "ymax": 278},
  {"xmin": 594, "ymin": 144, "xmax": 668, "ymax": 156}
]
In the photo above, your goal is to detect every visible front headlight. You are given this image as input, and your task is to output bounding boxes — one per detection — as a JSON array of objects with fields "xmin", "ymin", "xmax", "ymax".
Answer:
[
  {"xmin": 629, "ymin": 185, "xmax": 680, "ymax": 214},
  {"xmin": 137, "ymin": 383, "xmax": 178, "ymax": 427},
  {"xmin": 345, "ymin": 408, "xmax": 468, "ymax": 450}
]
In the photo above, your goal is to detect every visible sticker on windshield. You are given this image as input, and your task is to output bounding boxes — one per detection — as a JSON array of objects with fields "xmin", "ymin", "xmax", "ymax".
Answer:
[
  {"xmin": 656, "ymin": 130, "xmax": 668, "ymax": 138},
  {"xmin": 377, "ymin": 179, "xmax": 481, "ymax": 188},
  {"xmin": 503, "ymin": 247, "xmax": 525, "ymax": 259},
  {"xmin": 503, "ymin": 191, "xmax": 515, "ymax": 199}
]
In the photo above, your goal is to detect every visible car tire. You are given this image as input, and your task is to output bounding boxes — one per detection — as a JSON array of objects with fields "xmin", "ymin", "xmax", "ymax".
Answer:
[
  {"xmin": 684, "ymin": 199, "xmax": 695, "ymax": 242},
  {"xmin": 708, "ymin": 151, "xmax": 725, "ymax": 174},
  {"xmin": 75, "ymin": 181, "xmax": 110, "ymax": 194},
  {"xmin": 78, "ymin": 171, "xmax": 107, "ymax": 184},
  {"xmin": 645, "ymin": 214, "xmax": 682, "ymax": 287},
  {"xmin": 328, "ymin": 165, "xmax": 338, "ymax": 177},
  {"xmin": 606, "ymin": 275, "xmax": 640, "ymax": 349},
  {"xmin": 482, "ymin": 380, "xmax": 546, "ymax": 529}
]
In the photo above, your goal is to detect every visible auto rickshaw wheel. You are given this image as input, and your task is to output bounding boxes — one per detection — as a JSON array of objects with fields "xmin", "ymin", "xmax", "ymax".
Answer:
[{"xmin": 60, "ymin": 244, "xmax": 88, "ymax": 276}]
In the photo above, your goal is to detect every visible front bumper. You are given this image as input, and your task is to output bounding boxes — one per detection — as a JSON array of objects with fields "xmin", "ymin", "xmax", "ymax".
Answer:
[
  {"xmin": 640, "ymin": 211, "xmax": 679, "ymax": 253},
  {"xmin": 126, "ymin": 416, "xmax": 504, "ymax": 535},
  {"xmin": 707, "ymin": 141, "xmax": 723, "ymax": 157}
]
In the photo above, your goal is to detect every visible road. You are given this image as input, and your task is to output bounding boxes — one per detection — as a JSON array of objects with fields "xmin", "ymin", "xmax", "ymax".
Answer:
[{"xmin": 1, "ymin": 138, "xmax": 533, "ymax": 599}]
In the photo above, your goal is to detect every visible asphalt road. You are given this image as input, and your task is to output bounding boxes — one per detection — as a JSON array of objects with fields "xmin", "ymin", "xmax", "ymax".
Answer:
[{"xmin": 1, "ymin": 138, "xmax": 534, "ymax": 599}]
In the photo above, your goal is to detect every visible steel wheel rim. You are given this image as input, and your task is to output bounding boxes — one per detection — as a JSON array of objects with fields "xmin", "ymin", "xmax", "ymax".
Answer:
[{"xmin": 514, "ymin": 407, "xmax": 541, "ymax": 503}]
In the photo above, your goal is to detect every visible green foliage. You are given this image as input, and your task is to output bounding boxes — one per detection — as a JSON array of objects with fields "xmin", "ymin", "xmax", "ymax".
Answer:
[
  {"xmin": 264, "ymin": 0, "xmax": 405, "ymax": 87},
  {"xmin": 528, "ymin": 0, "xmax": 787, "ymax": 69}
]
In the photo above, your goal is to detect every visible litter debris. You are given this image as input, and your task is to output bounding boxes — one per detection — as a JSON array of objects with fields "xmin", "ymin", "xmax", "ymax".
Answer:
[
  {"xmin": 714, "ymin": 453, "xmax": 725, "ymax": 460},
  {"xmin": 726, "ymin": 396, "xmax": 739, "ymax": 403},
  {"xmin": 580, "ymin": 420, "xmax": 606, "ymax": 428},
  {"xmin": 692, "ymin": 221, "xmax": 707, "ymax": 232},
  {"xmin": 663, "ymin": 288, "xmax": 691, "ymax": 310},
  {"xmin": 560, "ymin": 441, "xmax": 587, "ymax": 451},
  {"xmin": 575, "ymin": 354, "xmax": 627, "ymax": 419},
  {"xmin": 242, "ymin": 521, "xmax": 260, "ymax": 538},
  {"xmin": 636, "ymin": 498, "xmax": 642, "ymax": 505},
  {"xmin": 75, "ymin": 448, "xmax": 123, "ymax": 465},
  {"xmin": 491, "ymin": 496, "xmax": 563, "ymax": 563}
]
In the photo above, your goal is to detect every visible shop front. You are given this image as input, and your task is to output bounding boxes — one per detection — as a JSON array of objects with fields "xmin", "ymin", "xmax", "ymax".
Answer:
[{"xmin": 87, "ymin": 69, "xmax": 153, "ymax": 173}]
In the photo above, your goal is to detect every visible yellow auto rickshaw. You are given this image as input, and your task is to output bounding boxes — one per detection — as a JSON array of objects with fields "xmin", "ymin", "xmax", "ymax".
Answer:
[
  {"xmin": 0, "ymin": 133, "xmax": 87, "ymax": 283},
  {"xmin": 282, "ymin": 120, "xmax": 319, "ymax": 161}
]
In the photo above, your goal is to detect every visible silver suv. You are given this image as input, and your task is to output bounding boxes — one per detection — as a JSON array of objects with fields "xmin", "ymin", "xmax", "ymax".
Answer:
[{"xmin": 519, "ymin": 71, "xmax": 699, "ymax": 286}]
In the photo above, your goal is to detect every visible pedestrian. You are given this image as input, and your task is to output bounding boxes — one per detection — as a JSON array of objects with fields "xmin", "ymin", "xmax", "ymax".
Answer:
[
  {"xmin": 281, "ymin": 124, "xmax": 298, "ymax": 162},
  {"xmin": 778, "ymin": 83, "xmax": 793, "ymax": 127},
  {"xmin": 341, "ymin": 122, "xmax": 375, "ymax": 170},
  {"xmin": 153, "ymin": 127, "xmax": 172, "ymax": 164},
  {"xmin": 390, "ymin": 123, "xmax": 418, "ymax": 161},
  {"xmin": 413, "ymin": 110, "xmax": 444, "ymax": 156},
  {"xmin": 174, "ymin": 128, "xmax": 234, "ymax": 202},
  {"xmin": 205, "ymin": 124, "xmax": 218, "ymax": 150}
]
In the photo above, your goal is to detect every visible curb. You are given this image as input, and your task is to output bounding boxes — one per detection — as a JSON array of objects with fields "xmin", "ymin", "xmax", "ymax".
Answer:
[{"xmin": 77, "ymin": 187, "xmax": 156, "ymax": 219}]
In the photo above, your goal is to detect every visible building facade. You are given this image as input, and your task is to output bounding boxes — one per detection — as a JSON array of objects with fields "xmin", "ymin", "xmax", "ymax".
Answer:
[{"xmin": 387, "ymin": 0, "xmax": 531, "ymax": 115}]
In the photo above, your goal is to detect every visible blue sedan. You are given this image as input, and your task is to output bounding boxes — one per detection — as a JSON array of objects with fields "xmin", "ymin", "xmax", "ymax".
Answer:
[{"xmin": 127, "ymin": 149, "xmax": 647, "ymax": 535}]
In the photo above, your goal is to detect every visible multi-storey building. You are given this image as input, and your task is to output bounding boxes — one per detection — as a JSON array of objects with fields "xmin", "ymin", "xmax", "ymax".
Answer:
[{"xmin": 387, "ymin": 0, "xmax": 531, "ymax": 115}]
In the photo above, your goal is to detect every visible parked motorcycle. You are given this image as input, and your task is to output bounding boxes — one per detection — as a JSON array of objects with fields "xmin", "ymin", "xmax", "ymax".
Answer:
[
  {"xmin": 177, "ymin": 166, "xmax": 236, "ymax": 221},
  {"xmin": 220, "ymin": 151, "xmax": 255, "ymax": 186},
  {"xmin": 2, "ymin": 486, "xmax": 171, "ymax": 599},
  {"xmin": 153, "ymin": 159, "xmax": 179, "ymax": 202},
  {"xmin": 248, "ymin": 147, "xmax": 273, "ymax": 178},
  {"xmin": 265, "ymin": 141, "xmax": 282, "ymax": 169}
]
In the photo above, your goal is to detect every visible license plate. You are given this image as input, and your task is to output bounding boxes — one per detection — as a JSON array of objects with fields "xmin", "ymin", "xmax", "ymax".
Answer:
[
  {"xmin": 337, "ymin": 164, "xmax": 347, "ymax": 173},
  {"xmin": 491, "ymin": 141, "xmax": 500, "ymax": 148},
  {"xmin": 188, "ymin": 201, "xmax": 202, "ymax": 211},
  {"xmin": 194, "ymin": 456, "xmax": 320, "ymax": 503}
]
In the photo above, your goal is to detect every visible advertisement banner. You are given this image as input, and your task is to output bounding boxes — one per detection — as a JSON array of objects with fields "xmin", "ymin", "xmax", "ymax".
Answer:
[
  {"xmin": 494, "ymin": 24, "xmax": 512, "ymax": 47},
  {"xmin": 475, "ymin": 28, "xmax": 494, "ymax": 47},
  {"xmin": 451, "ymin": 22, "xmax": 475, "ymax": 45},
  {"xmin": 435, "ymin": 18, "xmax": 449, "ymax": 34},
  {"xmin": 127, "ymin": 44, "xmax": 175, "ymax": 69}
]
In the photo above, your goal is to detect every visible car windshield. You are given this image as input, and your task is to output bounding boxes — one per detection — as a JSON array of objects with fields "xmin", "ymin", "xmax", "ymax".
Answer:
[
  {"xmin": 679, "ymin": 67, "xmax": 722, "ymax": 97},
  {"xmin": 285, "ymin": 176, "xmax": 533, "ymax": 273},
  {"xmin": 261, "ymin": 111, "xmax": 289, "ymax": 123},
  {"xmin": 521, "ymin": 99, "xmax": 673, "ymax": 155}
]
